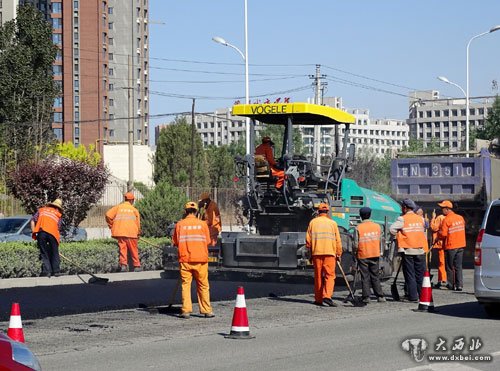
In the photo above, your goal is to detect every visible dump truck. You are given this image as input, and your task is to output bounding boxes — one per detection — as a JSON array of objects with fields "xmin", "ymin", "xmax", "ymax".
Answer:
[
  {"xmin": 164, "ymin": 102, "xmax": 402, "ymax": 282},
  {"xmin": 390, "ymin": 147, "xmax": 500, "ymax": 266}
]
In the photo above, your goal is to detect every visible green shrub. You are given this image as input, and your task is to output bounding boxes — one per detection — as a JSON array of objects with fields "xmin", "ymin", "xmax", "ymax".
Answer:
[
  {"xmin": 0, "ymin": 238, "xmax": 170, "ymax": 278},
  {"xmin": 135, "ymin": 180, "xmax": 188, "ymax": 237}
]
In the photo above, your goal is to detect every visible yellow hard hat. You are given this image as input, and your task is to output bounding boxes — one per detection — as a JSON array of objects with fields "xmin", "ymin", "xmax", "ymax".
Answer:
[
  {"xmin": 47, "ymin": 199, "xmax": 63, "ymax": 210},
  {"xmin": 184, "ymin": 201, "xmax": 198, "ymax": 210}
]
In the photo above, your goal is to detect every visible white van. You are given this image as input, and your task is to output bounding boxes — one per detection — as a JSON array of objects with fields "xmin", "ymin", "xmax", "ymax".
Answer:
[{"xmin": 474, "ymin": 199, "xmax": 500, "ymax": 317}]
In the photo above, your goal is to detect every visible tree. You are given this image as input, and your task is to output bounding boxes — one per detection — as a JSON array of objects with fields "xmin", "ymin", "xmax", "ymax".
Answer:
[
  {"xmin": 475, "ymin": 95, "xmax": 500, "ymax": 140},
  {"xmin": 154, "ymin": 117, "xmax": 208, "ymax": 187},
  {"xmin": 48, "ymin": 142, "xmax": 102, "ymax": 167},
  {"xmin": 349, "ymin": 149, "xmax": 391, "ymax": 194},
  {"xmin": 257, "ymin": 124, "xmax": 303, "ymax": 157},
  {"xmin": 0, "ymin": 5, "xmax": 58, "ymax": 166},
  {"xmin": 135, "ymin": 181, "xmax": 188, "ymax": 237},
  {"xmin": 6, "ymin": 157, "xmax": 109, "ymax": 236},
  {"xmin": 404, "ymin": 138, "xmax": 442, "ymax": 153},
  {"xmin": 205, "ymin": 145, "xmax": 237, "ymax": 189}
]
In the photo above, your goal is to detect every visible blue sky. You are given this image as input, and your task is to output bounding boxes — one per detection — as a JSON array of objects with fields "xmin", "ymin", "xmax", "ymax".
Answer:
[{"xmin": 149, "ymin": 0, "xmax": 500, "ymax": 134}]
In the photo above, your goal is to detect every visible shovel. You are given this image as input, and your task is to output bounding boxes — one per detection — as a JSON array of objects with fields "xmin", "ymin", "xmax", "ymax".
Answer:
[
  {"xmin": 391, "ymin": 258, "xmax": 403, "ymax": 301},
  {"xmin": 337, "ymin": 260, "xmax": 366, "ymax": 307},
  {"xmin": 60, "ymin": 253, "xmax": 109, "ymax": 285}
]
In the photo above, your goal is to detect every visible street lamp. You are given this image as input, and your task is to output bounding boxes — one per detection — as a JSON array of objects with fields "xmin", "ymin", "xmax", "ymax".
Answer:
[
  {"xmin": 212, "ymin": 0, "xmax": 250, "ymax": 157},
  {"xmin": 465, "ymin": 25, "xmax": 500, "ymax": 153}
]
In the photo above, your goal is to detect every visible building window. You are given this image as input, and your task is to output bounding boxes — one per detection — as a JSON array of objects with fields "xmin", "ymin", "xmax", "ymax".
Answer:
[
  {"xmin": 52, "ymin": 2, "xmax": 62, "ymax": 13},
  {"xmin": 75, "ymin": 112, "xmax": 80, "ymax": 121},
  {"xmin": 434, "ymin": 110, "xmax": 440, "ymax": 117},
  {"xmin": 53, "ymin": 112, "xmax": 63, "ymax": 122},
  {"xmin": 109, "ymin": 83, "xmax": 114, "ymax": 91},
  {"xmin": 109, "ymin": 22, "xmax": 113, "ymax": 30},
  {"xmin": 53, "ymin": 128, "xmax": 63, "ymax": 140},
  {"xmin": 108, "ymin": 7, "xmax": 113, "ymax": 14},
  {"xmin": 74, "ymin": 96, "xmax": 79, "ymax": 105},
  {"xmin": 52, "ymin": 33, "xmax": 62, "ymax": 44},
  {"xmin": 109, "ymin": 129, "xmax": 115, "ymax": 137},
  {"xmin": 452, "ymin": 109, "xmax": 458, "ymax": 116},
  {"xmin": 74, "ymin": 80, "xmax": 79, "ymax": 89},
  {"xmin": 478, "ymin": 108, "xmax": 484, "ymax": 115},
  {"xmin": 109, "ymin": 68, "xmax": 114, "ymax": 76},
  {"xmin": 461, "ymin": 109, "xmax": 466, "ymax": 116},
  {"xmin": 74, "ymin": 1, "xmax": 79, "ymax": 9},
  {"xmin": 109, "ymin": 99, "xmax": 114, "ymax": 107},
  {"xmin": 108, "ymin": 37, "xmax": 113, "ymax": 45},
  {"xmin": 469, "ymin": 108, "xmax": 475, "ymax": 115},
  {"xmin": 109, "ymin": 53, "xmax": 113, "ymax": 60},
  {"xmin": 52, "ymin": 18, "xmax": 62, "ymax": 28},
  {"xmin": 52, "ymin": 65, "xmax": 62, "ymax": 75},
  {"xmin": 109, "ymin": 113, "xmax": 114, "ymax": 120},
  {"xmin": 54, "ymin": 97, "xmax": 63, "ymax": 108}
]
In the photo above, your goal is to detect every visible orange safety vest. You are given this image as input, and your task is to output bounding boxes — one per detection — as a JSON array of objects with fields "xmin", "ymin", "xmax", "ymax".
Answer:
[
  {"xmin": 430, "ymin": 214, "xmax": 445, "ymax": 249},
  {"xmin": 440, "ymin": 211, "xmax": 466, "ymax": 250},
  {"xmin": 356, "ymin": 220, "xmax": 381, "ymax": 259},
  {"xmin": 306, "ymin": 214, "xmax": 342, "ymax": 256},
  {"xmin": 105, "ymin": 202, "xmax": 140, "ymax": 238},
  {"xmin": 173, "ymin": 214, "xmax": 211, "ymax": 263},
  {"xmin": 396, "ymin": 212, "xmax": 428, "ymax": 250},
  {"xmin": 33, "ymin": 206, "xmax": 62, "ymax": 243},
  {"xmin": 201, "ymin": 201, "xmax": 222, "ymax": 242}
]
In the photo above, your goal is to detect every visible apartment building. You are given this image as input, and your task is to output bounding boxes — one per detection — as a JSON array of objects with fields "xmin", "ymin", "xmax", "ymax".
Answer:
[{"xmin": 407, "ymin": 90, "xmax": 494, "ymax": 151}]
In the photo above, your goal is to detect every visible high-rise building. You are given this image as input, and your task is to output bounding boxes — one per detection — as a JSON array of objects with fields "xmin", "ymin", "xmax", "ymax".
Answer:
[
  {"xmin": 407, "ymin": 90, "xmax": 494, "ymax": 151},
  {"xmin": 49, "ymin": 0, "xmax": 149, "ymax": 150},
  {"xmin": 0, "ymin": 0, "xmax": 49, "ymax": 25},
  {"xmin": 106, "ymin": 0, "xmax": 149, "ymax": 145}
]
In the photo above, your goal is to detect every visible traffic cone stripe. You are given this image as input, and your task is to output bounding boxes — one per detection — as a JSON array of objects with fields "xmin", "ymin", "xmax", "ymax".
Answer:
[
  {"xmin": 231, "ymin": 326, "xmax": 250, "ymax": 332},
  {"xmin": 235, "ymin": 294, "xmax": 246, "ymax": 308},
  {"xmin": 8, "ymin": 315, "xmax": 22, "ymax": 328}
]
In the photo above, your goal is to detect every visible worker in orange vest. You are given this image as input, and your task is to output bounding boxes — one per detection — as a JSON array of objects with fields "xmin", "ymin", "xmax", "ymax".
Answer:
[
  {"xmin": 430, "ymin": 209, "xmax": 447, "ymax": 288},
  {"xmin": 198, "ymin": 192, "xmax": 221, "ymax": 247},
  {"xmin": 355, "ymin": 207, "xmax": 385, "ymax": 304},
  {"xmin": 306, "ymin": 203, "xmax": 342, "ymax": 307},
  {"xmin": 437, "ymin": 200, "xmax": 466, "ymax": 291},
  {"xmin": 105, "ymin": 192, "xmax": 142, "ymax": 272},
  {"xmin": 255, "ymin": 136, "xmax": 285, "ymax": 189},
  {"xmin": 173, "ymin": 201, "xmax": 214, "ymax": 319},
  {"xmin": 390, "ymin": 198, "xmax": 428, "ymax": 302},
  {"xmin": 31, "ymin": 199, "xmax": 63, "ymax": 277}
]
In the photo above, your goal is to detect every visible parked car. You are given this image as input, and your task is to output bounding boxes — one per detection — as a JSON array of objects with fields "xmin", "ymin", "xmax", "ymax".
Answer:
[
  {"xmin": 0, "ymin": 332, "xmax": 41, "ymax": 371},
  {"xmin": 474, "ymin": 199, "xmax": 500, "ymax": 317},
  {"xmin": 0, "ymin": 216, "xmax": 86, "ymax": 243}
]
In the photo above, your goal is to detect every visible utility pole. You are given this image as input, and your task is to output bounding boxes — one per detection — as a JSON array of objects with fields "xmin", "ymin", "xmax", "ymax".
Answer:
[
  {"xmin": 189, "ymin": 98, "xmax": 196, "ymax": 190},
  {"xmin": 127, "ymin": 55, "xmax": 134, "ymax": 192},
  {"xmin": 309, "ymin": 65, "xmax": 326, "ymax": 167}
]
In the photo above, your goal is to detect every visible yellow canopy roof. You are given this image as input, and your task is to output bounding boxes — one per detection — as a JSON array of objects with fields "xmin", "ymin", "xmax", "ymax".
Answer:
[{"xmin": 231, "ymin": 102, "xmax": 355, "ymax": 125}]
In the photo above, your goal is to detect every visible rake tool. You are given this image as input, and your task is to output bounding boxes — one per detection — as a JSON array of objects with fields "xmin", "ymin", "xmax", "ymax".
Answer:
[{"xmin": 337, "ymin": 260, "xmax": 365, "ymax": 307}]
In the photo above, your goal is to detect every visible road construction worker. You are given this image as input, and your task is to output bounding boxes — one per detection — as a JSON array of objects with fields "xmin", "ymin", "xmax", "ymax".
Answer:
[
  {"xmin": 197, "ymin": 192, "xmax": 221, "ymax": 247},
  {"xmin": 105, "ymin": 192, "xmax": 142, "ymax": 272},
  {"xmin": 31, "ymin": 199, "xmax": 63, "ymax": 277},
  {"xmin": 390, "ymin": 198, "xmax": 427, "ymax": 302},
  {"xmin": 306, "ymin": 203, "xmax": 342, "ymax": 307},
  {"xmin": 173, "ymin": 201, "xmax": 214, "ymax": 319},
  {"xmin": 255, "ymin": 136, "xmax": 285, "ymax": 189},
  {"xmin": 354, "ymin": 207, "xmax": 385, "ymax": 304},
  {"xmin": 430, "ymin": 209, "xmax": 447, "ymax": 288},
  {"xmin": 437, "ymin": 200, "xmax": 466, "ymax": 291}
]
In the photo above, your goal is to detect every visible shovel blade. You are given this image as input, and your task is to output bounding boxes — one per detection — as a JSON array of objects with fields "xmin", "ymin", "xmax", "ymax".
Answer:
[
  {"xmin": 88, "ymin": 276, "xmax": 109, "ymax": 285},
  {"xmin": 391, "ymin": 283, "xmax": 400, "ymax": 301}
]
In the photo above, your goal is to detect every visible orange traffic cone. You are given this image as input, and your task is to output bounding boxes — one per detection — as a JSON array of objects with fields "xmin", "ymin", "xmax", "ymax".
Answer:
[
  {"xmin": 225, "ymin": 286, "xmax": 255, "ymax": 339},
  {"xmin": 416, "ymin": 270, "xmax": 435, "ymax": 312},
  {"xmin": 7, "ymin": 303, "xmax": 25, "ymax": 343}
]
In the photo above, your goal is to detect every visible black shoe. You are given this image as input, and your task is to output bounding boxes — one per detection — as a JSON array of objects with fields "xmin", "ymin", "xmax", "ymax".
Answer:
[
  {"xmin": 133, "ymin": 267, "xmax": 143, "ymax": 272},
  {"xmin": 445, "ymin": 284, "xmax": 454, "ymax": 290},
  {"xmin": 39, "ymin": 272, "xmax": 51, "ymax": 278},
  {"xmin": 120, "ymin": 265, "xmax": 128, "ymax": 272},
  {"xmin": 314, "ymin": 301, "xmax": 325, "ymax": 307},
  {"xmin": 53, "ymin": 272, "xmax": 63, "ymax": 277},
  {"xmin": 455, "ymin": 287, "xmax": 463, "ymax": 292},
  {"xmin": 362, "ymin": 297, "xmax": 371, "ymax": 304},
  {"xmin": 323, "ymin": 298, "xmax": 337, "ymax": 307},
  {"xmin": 402, "ymin": 297, "xmax": 419, "ymax": 303},
  {"xmin": 204, "ymin": 313, "xmax": 215, "ymax": 318}
]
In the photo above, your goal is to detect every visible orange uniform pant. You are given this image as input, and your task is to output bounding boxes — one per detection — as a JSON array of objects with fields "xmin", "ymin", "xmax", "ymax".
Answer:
[
  {"xmin": 117, "ymin": 237, "xmax": 140, "ymax": 267},
  {"xmin": 312, "ymin": 255, "xmax": 336, "ymax": 303},
  {"xmin": 271, "ymin": 168, "xmax": 285, "ymax": 189},
  {"xmin": 436, "ymin": 248, "xmax": 447, "ymax": 283},
  {"xmin": 179, "ymin": 262, "xmax": 212, "ymax": 315}
]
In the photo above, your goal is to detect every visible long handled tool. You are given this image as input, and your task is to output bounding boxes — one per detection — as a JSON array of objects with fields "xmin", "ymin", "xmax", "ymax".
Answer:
[
  {"xmin": 343, "ymin": 261, "xmax": 360, "ymax": 303},
  {"xmin": 59, "ymin": 253, "xmax": 109, "ymax": 285},
  {"xmin": 139, "ymin": 237, "xmax": 162, "ymax": 248},
  {"xmin": 337, "ymin": 260, "xmax": 365, "ymax": 307},
  {"xmin": 391, "ymin": 258, "xmax": 403, "ymax": 301}
]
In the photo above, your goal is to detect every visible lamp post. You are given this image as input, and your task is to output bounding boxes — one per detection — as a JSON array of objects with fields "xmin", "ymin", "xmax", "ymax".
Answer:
[
  {"xmin": 212, "ymin": 0, "xmax": 250, "ymax": 156},
  {"xmin": 465, "ymin": 25, "xmax": 500, "ymax": 153}
]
